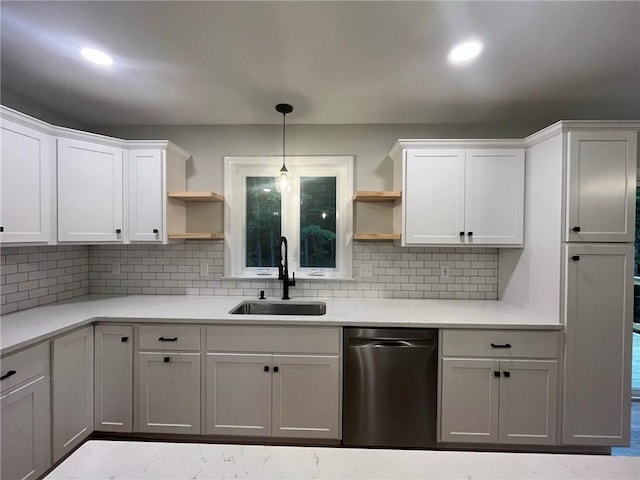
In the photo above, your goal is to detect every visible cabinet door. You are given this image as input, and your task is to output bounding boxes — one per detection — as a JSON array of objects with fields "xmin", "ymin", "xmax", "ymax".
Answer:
[
  {"xmin": 0, "ymin": 118, "xmax": 52, "ymax": 244},
  {"xmin": 57, "ymin": 137, "xmax": 123, "ymax": 242},
  {"xmin": 498, "ymin": 360, "xmax": 557, "ymax": 445},
  {"xmin": 94, "ymin": 325, "xmax": 133, "ymax": 432},
  {"xmin": 440, "ymin": 358, "xmax": 499, "ymax": 443},
  {"xmin": 138, "ymin": 352, "xmax": 200, "ymax": 434},
  {"xmin": 272, "ymin": 355, "xmax": 340, "ymax": 439},
  {"xmin": 128, "ymin": 149, "xmax": 164, "ymax": 242},
  {"xmin": 206, "ymin": 354, "xmax": 272, "ymax": 436},
  {"xmin": 563, "ymin": 244, "xmax": 633, "ymax": 446},
  {"xmin": 0, "ymin": 376, "xmax": 50, "ymax": 480},
  {"xmin": 52, "ymin": 326, "xmax": 94, "ymax": 462},
  {"xmin": 465, "ymin": 149, "xmax": 524, "ymax": 245},
  {"xmin": 403, "ymin": 149, "xmax": 465, "ymax": 245},
  {"xmin": 565, "ymin": 131, "xmax": 636, "ymax": 242}
]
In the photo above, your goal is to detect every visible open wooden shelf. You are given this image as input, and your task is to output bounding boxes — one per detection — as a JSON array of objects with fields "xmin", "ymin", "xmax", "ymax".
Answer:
[
  {"xmin": 167, "ymin": 191, "xmax": 224, "ymax": 202},
  {"xmin": 354, "ymin": 233, "xmax": 400, "ymax": 241},
  {"xmin": 352, "ymin": 191, "xmax": 401, "ymax": 202},
  {"xmin": 168, "ymin": 232, "xmax": 224, "ymax": 240}
]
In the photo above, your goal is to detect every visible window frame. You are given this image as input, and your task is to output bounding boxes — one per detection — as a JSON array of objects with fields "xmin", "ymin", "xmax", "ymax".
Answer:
[{"xmin": 224, "ymin": 155, "xmax": 354, "ymax": 280}]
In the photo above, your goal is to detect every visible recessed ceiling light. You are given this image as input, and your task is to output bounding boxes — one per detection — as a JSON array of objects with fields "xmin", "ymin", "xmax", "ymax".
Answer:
[
  {"xmin": 80, "ymin": 48, "xmax": 113, "ymax": 66},
  {"xmin": 448, "ymin": 40, "xmax": 483, "ymax": 65}
]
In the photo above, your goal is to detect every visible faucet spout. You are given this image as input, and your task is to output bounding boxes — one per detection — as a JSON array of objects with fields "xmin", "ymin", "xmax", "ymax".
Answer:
[{"xmin": 278, "ymin": 236, "xmax": 295, "ymax": 300}]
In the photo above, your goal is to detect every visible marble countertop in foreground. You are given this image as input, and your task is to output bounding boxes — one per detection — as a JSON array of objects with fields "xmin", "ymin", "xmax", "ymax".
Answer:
[
  {"xmin": 44, "ymin": 440, "xmax": 639, "ymax": 480},
  {"xmin": 1, "ymin": 294, "xmax": 561, "ymax": 355}
]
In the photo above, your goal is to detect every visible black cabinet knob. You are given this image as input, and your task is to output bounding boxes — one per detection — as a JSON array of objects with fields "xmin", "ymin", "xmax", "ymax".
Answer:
[
  {"xmin": 116, "ymin": 229, "xmax": 122, "ymax": 234},
  {"xmin": 467, "ymin": 232, "xmax": 473, "ymax": 236},
  {"xmin": 572, "ymin": 226, "xmax": 581, "ymax": 232},
  {"xmin": 121, "ymin": 336, "xmax": 129, "ymax": 343},
  {"xmin": 273, "ymin": 366, "xmax": 279, "ymax": 373},
  {"xmin": 0, "ymin": 226, "xmax": 4, "ymax": 232},
  {"xmin": 459, "ymin": 231, "xmax": 465, "ymax": 236},
  {"xmin": 571, "ymin": 255, "xmax": 580, "ymax": 261},
  {"xmin": 153, "ymin": 229, "xmax": 159, "ymax": 234},
  {"xmin": 163, "ymin": 357, "xmax": 171, "ymax": 363},
  {"xmin": 264, "ymin": 365, "xmax": 270, "ymax": 372},
  {"xmin": 493, "ymin": 371, "xmax": 501, "ymax": 377},
  {"xmin": 503, "ymin": 371, "xmax": 511, "ymax": 378}
]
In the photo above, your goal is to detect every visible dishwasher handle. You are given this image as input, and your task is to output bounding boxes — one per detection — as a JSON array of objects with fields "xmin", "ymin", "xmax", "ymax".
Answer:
[{"xmin": 348, "ymin": 337, "xmax": 435, "ymax": 348}]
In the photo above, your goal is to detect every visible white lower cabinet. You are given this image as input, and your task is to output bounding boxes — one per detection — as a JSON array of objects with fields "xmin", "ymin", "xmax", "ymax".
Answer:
[
  {"xmin": 94, "ymin": 325, "xmax": 133, "ymax": 432},
  {"xmin": 52, "ymin": 326, "xmax": 94, "ymax": 462},
  {"xmin": 206, "ymin": 354, "xmax": 273, "ymax": 436},
  {"xmin": 0, "ymin": 343, "xmax": 51, "ymax": 480},
  {"xmin": 439, "ymin": 330, "xmax": 559, "ymax": 446},
  {"xmin": 271, "ymin": 354, "xmax": 340, "ymax": 438},
  {"xmin": 138, "ymin": 352, "xmax": 201, "ymax": 434},
  {"xmin": 206, "ymin": 326, "xmax": 341, "ymax": 440},
  {"xmin": 562, "ymin": 244, "xmax": 634, "ymax": 446}
]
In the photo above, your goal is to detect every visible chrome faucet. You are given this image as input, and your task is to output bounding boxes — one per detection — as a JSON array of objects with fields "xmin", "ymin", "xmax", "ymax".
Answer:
[{"xmin": 278, "ymin": 236, "xmax": 296, "ymax": 300}]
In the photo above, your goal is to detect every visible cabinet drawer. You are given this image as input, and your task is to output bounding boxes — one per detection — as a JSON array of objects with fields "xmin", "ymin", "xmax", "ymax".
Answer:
[
  {"xmin": 0, "ymin": 342, "xmax": 49, "ymax": 394},
  {"xmin": 139, "ymin": 325, "xmax": 201, "ymax": 351},
  {"xmin": 207, "ymin": 326, "xmax": 340, "ymax": 354},
  {"xmin": 441, "ymin": 329, "xmax": 560, "ymax": 358}
]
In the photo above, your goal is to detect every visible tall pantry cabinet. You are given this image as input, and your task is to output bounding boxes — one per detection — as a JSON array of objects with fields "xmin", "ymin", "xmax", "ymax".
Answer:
[{"xmin": 499, "ymin": 121, "xmax": 639, "ymax": 447}]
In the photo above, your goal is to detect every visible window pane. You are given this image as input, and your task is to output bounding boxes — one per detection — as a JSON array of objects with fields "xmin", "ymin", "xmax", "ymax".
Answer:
[
  {"xmin": 300, "ymin": 177, "xmax": 336, "ymax": 268},
  {"xmin": 246, "ymin": 177, "xmax": 281, "ymax": 267}
]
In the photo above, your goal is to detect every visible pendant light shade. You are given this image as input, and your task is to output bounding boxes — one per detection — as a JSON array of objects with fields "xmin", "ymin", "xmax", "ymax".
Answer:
[{"xmin": 275, "ymin": 103, "xmax": 293, "ymax": 193}]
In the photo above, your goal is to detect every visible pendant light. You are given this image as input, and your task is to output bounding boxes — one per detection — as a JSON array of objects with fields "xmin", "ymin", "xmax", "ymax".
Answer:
[{"xmin": 275, "ymin": 103, "xmax": 293, "ymax": 193}]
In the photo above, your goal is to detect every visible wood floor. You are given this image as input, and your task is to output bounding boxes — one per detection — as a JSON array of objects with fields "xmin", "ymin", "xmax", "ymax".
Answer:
[{"xmin": 611, "ymin": 331, "xmax": 640, "ymax": 456}]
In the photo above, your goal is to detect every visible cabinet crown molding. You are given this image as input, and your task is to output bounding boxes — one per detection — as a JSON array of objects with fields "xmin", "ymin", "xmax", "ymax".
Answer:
[
  {"xmin": 523, "ymin": 120, "xmax": 640, "ymax": 148},
  {"xmin": 388, "ymin": 139, "xmax": 525, "ymax": 159}
]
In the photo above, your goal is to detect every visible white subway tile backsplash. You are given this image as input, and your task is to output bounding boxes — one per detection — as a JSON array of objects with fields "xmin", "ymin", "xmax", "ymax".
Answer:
[{"xmin": 1, "ymin": 242, "xmax": 499, "ymax": 313}]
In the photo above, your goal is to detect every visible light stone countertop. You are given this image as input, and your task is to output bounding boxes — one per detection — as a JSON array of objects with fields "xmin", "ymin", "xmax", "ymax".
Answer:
[
  {"xmin": 44, "ymin": 440, "xmax": 639, "ymax": 480},
  {"xmin": 1, "ymin": 294, "xmax": 561, "ymax": 355}
]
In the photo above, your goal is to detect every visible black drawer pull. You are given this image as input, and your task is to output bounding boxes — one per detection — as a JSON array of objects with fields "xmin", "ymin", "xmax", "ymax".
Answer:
[
  {"xmin": 493, "ymin": 371, "xmax": 501, "ymax": 377},
  {"xmin": 158, "ymin": 337, "xmax": 178, "ymax": 342},
  {"xmin": 121, "ymin": 336, "xmax": 129, "ymax": 343},
  {"xmin": 571, "ymin": 255, "xmax": 580, "ymax": 261},
  {"xmin": 1, "ymin": 370, "xmax": 17, "ymax": 381},
  {"xmin": 572, "ymin": 226, "xmax": 581, "ymax": 232},
  {"xmin": 0, "ymin": 226, "xmax": 4, "ymax": 232},
  {"xmin": 153, "ymin": 229, "xmax": 159, "ymax": 234},
  {"xmin": 273, "ymin": 366, "xmax": 279, "ymax": 373},
  {"xmin": 467, "ymin": 232, "xmax": 473, "ymax": 236},
  {"xmin": 459, "ymin": 231, "xmax": 465, "ymax": 236},
  {"xmin": 164, "ymin": 356, "xmax": 171, "ymax": 363},
  {"xmin": 490, "ymin": 343, "xmax": 512, "ymax": 349},
  {"xmin": 264, "ymin": 365, "xmax": 270, "ymax": 372},
  {"xmin": 116, "ymin": 229, "xmax": 122, "ymax": 234},
  {"xmin": 503, "ymin": 371, "xmax": 511, "ymax": 378}
]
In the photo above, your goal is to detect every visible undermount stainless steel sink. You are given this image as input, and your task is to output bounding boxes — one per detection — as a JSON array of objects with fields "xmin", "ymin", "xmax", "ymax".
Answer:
[{"xmin": 230, "ymin": 300, "xmax": 326, "ymax": 316}]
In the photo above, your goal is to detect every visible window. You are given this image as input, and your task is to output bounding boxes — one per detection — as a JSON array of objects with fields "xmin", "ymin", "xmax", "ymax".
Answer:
[{"xmin": 224, "ymin": 156, "xmax": 353, "ymax": 280}]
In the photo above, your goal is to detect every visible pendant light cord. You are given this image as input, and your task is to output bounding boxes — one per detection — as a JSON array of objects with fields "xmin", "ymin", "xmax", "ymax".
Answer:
[{"xmin": 281, "ymin": 110, "xmax": 287, "ymax": 172}]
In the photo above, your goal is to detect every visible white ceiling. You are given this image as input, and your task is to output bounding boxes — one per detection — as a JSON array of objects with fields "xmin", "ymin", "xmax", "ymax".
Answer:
[{"xmin": 1, "ymin": 1, "xmax": 639, "ymax": 126}]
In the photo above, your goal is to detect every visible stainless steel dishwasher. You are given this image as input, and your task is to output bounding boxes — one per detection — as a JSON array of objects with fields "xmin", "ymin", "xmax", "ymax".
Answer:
[{"xmin": 342, "ymin": 328, "xmax": 438, "ymax": 448}]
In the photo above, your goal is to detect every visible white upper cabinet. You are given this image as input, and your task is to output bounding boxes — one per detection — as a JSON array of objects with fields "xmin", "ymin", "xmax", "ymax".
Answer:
[
  {"xmin": 565, "ymin": 131, "xmax": 637, "ymax": 242},
  {"xmin": 127, "ymin": 144, "xmax": 190, "ymax": 243},
  {"xmin": 57, "ymin": 137, "xmax": 124, "ymax": 243},
  {"xmin": 393, "ymin": 142, "xmax": 524, "ymax": 246},
  {"xmin": 128, "ymin": 149, "xmax": 163, "ymax": 242},
  {"xmin": 0, "ymin": 113, "xmax": 54, "ymax": 244}
]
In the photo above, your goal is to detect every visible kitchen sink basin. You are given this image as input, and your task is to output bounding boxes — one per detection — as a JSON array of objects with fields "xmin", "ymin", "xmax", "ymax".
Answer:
[{"xmin": 230, "ymin": 301, "xmax": 326, "ymax": 316}]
